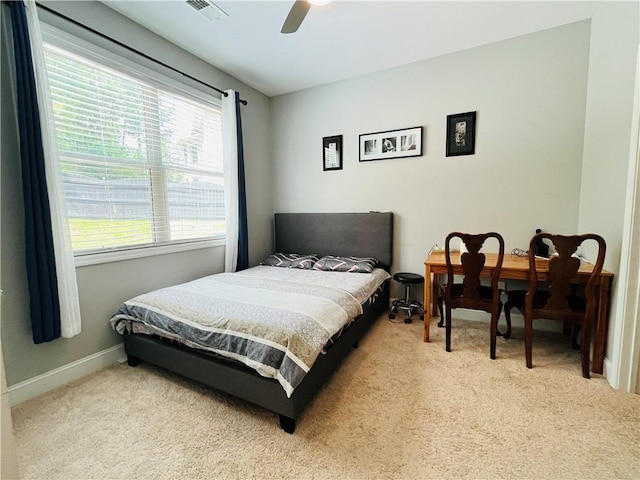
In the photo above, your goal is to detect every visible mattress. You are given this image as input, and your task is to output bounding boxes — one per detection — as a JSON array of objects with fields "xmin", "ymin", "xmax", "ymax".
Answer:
[{"xmin": 110, "ymin": 266, "xmax": 390, "ymax": 396}]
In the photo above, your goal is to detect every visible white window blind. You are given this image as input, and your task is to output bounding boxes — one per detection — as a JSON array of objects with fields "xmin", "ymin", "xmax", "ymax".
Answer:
[{"xmin": 42, "ymin": 42, "xmax": 225, "ymax": 256}]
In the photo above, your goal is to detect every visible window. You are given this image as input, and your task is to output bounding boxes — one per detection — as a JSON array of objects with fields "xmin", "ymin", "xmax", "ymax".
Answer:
[{"xmin": 41, "ymin": 37, "xmax": 224, "ymax": 259}]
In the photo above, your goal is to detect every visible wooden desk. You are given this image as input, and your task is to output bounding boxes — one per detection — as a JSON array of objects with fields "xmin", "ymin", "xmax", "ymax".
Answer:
[{"xmin": 423, "ymin": 251, "xmax": 614, "ymax": 374}]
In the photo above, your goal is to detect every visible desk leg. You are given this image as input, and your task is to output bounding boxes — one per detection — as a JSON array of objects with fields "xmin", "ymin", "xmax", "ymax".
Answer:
[
  {"xmin": 432, "ymin": 274, "xmax": 440, "ymax": 317},
  {"xmin": 423, "ymin": 264, "xmax": 431, "ymax": 342},
  {"xmin": 592, "ymin": 277, "xmax": 611, "ymax": 374}
]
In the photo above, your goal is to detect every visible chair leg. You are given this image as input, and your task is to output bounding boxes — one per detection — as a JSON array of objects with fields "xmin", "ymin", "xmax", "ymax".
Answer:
[
  {"xmin": 502, "ymin": 301, "xmax": 513, "ymax": 339},
  {"xmin": 571, "ymin": 325, "xmax": 581, "ymax": 350},
  {"xmin": 437, "ymin": 295, "xmax": 445, "ymax": 328},
  {"xmin": 489, "ymin": 302, "xmax": 502, "ymax": 359},
  {"xmin": 580, "ymin": 318, "xmax": 592, "ymax": 379},
  {"xmin": 490, "ymin": 312, "xmax": 498, "ymax": 360},
  {"xmin": 524, "ymin": 313, "xmax": 533, "ymax": 369},
  {"xmin": 445, "ymin": 306, "xmax": 452, "ymax": 352}
]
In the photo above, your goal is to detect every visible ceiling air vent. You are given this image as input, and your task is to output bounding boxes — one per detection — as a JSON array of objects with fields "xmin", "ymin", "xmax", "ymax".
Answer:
[{"xmin": 185, "ymin": 0, "xmax": 228, "ymax": 22}]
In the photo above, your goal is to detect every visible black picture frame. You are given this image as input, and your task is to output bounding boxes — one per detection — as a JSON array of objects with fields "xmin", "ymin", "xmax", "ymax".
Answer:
[
  {"xmin": 446, "ymin": 111, "xmax": 476, "ymax": 157},
  {"xmin": 359, "ymin": 126, "xmax": 423, "ymax": 162},
  {"xmin": 323, "ymin": 135, "xmax": 343, "ymax": 171}
]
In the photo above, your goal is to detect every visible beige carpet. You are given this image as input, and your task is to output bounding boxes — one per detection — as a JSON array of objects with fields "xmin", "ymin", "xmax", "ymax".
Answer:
[{"xmin": 11, "ymin": 316, "xmax": 640, "ymax": 480}]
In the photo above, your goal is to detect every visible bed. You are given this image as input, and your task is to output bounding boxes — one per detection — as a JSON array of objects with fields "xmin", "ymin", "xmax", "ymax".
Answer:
[{"xmin": 110, "ymin": 212, "xmax": 394, "ymax": 433}]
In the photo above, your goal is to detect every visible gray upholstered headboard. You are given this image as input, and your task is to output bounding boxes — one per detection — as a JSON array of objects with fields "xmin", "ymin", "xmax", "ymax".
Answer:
[{"xmin": 274, "ymin": 212, "xmax": 394, "ymax": 269}]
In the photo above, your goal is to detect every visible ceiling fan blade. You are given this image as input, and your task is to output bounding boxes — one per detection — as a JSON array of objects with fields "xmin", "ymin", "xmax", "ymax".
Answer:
[{"xmin": 281, "ymin": 0, "xmax": 311, "ymax": 34}]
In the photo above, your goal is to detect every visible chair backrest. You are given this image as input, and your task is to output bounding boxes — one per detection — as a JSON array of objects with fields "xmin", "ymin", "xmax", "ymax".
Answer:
[
  {"xmin": 526, "ymin": 233, "xmax": 606, "ymax": 313},
  {"xmin": 444, "ymin": 232, "xmax": 505, "ymax": 302}
]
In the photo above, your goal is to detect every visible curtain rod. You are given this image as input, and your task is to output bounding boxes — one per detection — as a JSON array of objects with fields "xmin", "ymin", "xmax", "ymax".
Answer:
[{"xmin": 35, "ymin": 2, "xmax": 248, "ymax": 105}]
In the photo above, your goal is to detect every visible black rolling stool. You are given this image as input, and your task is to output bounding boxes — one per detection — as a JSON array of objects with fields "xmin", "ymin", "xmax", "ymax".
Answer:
[{"xmin": 390, "ymin": 272, "xmax": 425, "ymax": 323}]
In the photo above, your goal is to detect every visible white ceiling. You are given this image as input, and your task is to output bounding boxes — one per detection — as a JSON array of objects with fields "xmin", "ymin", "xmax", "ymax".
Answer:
[{"xmin": 100, "ymin": 1, "xmax": 598, "ymax": 97}]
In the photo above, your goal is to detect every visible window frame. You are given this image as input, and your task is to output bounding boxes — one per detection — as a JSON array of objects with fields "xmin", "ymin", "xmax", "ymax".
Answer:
[{"xmin": 41, "ymin": 23, "xmax": 226, "ymax": 267}]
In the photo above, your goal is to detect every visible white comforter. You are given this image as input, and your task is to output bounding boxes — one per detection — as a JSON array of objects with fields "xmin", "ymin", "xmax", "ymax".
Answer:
[{"xmin": 110, "ymin": 266, "xmax": 390, "ymax": 397}]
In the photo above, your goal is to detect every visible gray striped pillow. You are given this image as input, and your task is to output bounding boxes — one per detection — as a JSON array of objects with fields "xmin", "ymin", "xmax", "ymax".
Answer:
[
  {"xmin": 260, "ymin": 253, "xmax": 318, "ymax": 269},
  {"xmin": 312, "ymin": 256, "xmax": 378, "ymax": 273}
]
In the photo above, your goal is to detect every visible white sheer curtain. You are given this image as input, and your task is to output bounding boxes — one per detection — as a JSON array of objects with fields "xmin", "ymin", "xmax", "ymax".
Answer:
[
  {"xmin": 24, "ymin": 0, "xmax": 81, "ymax": 337},
  {"xmin": 222, "ymin": 89, "xmax": 239, "ymax": 273}
]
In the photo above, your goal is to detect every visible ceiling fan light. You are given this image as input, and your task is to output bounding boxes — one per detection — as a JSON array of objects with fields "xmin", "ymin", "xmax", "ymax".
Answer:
[{"xmin": 308, "ymin": 0, "xmax": 330, "ymax": 6}]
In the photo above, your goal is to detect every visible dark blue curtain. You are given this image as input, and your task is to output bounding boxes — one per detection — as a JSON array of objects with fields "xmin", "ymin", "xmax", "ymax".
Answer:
[
  {"xmin": 235, "ymin": 91, "xmax": 249, "ymax": 271},
  {"xmin": 8, "ymin": 0, "xmax": 61, "ymax": 343}
]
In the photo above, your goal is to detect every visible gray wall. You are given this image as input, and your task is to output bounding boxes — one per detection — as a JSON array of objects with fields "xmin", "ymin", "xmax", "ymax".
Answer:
[
  {"xmin": 271, "ymin": 21, "xmax": 590, "ymax": 282},
  {"xmin": 0, "ymin": 1, "xmax": 274, "ymax": 386},
  {"xmin": 574, "ymin": 2, "xmax": 639, "ymax": 387}
]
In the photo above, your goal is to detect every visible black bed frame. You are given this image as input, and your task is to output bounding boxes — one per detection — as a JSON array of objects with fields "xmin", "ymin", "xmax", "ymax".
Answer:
[{"xmin": 123, "ymin": 212, "xmax": 394, "ymax": 433}]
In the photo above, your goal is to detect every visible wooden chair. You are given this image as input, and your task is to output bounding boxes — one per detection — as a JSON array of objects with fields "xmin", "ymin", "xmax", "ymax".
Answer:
[
  {"xmin": 504, "ymin": 233, "xmax": 606, "ymax": 378},
  {"xmin": 438, "ymin": 284, "xmax": 511, "ymax": 339},
  {"xmin": 441, "ymin": 232, "xmax": 505, "ymax": 359}
]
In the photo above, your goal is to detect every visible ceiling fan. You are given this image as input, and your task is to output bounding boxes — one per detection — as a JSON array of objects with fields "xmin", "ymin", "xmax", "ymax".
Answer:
[{"xmin": 281, "ymin": 0, "xmax": 331, "ymax": 34}]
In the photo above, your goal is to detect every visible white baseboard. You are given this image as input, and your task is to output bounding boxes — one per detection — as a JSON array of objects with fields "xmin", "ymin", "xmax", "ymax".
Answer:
[
  {"xmin": 7, "ymin": 344, "xmax": 126, "ymax": 407},
  {"xmin": 603, "ymin": 357, "xmax": 614, "ymax": 384}
]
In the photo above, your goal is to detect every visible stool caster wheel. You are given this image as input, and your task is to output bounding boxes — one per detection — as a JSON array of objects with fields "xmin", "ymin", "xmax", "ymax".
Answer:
[
  {"xmin": 404, "ymin": 317, "xmax": 412, "ymax": 324},
  {"xmin": 389, "ymin": 313, "xmax": 396, "ymax": 320}
]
